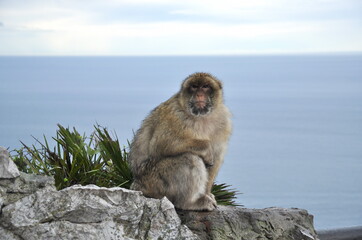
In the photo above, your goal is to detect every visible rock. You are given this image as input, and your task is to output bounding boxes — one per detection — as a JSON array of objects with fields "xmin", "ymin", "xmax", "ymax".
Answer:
[
  {"xmin": 0, "ymin": 146, "xmax": 55, "ymax": 206},
  {"xmin": 178, "ymin": 206, "xmax": 319, "ymax": 240},
  {"xmin": 0, "ymin": 184, "xmax": 198, "ymax": 240},
  {"xmin": 0, "ymin": 172, "xmax": 55, "ymax": 205},
  {"xmin": 0, "ymin": 147, "xmax": 20, "ymax": 179},
  {"xmin": 0, "ymin": 183, "xmax": 320, "ymax": 240},
  {"xmin": 0, "ymin": 226, "xmax": 21, "ymax": 240}
]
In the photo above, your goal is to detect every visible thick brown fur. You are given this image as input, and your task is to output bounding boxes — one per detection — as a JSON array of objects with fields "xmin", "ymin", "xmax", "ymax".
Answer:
[{"xmin": 128, "ymin": 72, "xmax": 232, "ymax": 211}]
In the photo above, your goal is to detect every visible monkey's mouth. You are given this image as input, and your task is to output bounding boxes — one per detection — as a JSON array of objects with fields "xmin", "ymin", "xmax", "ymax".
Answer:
[
  {"xmin": 189, "ymin": 101, "xmax": 212, "ymax": 116},
  {"xmin": 194, "ymin": 101, "xmax": 207, "ymax": 108}
]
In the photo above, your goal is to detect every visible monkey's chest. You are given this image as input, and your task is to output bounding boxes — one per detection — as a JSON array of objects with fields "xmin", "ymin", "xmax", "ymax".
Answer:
[{"xmin": 190, "ymin": 125, "xmax": 220, "ymax": 141}]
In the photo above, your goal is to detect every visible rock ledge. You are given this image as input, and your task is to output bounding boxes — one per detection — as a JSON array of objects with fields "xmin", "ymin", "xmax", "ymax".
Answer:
[{"xmin": 0, "ymin": 147, "xmax": 319, "ymax": 239}]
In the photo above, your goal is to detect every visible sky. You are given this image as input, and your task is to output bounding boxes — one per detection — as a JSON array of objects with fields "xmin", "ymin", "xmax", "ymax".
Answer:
[{"xmin": 0, "ymin": 0, "xmax": 361, "ymax": 55}]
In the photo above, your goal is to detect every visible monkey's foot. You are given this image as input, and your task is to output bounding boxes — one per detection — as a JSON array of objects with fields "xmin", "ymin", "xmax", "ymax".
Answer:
[
  {"xmin": 196, "ymin": 194, "xmax": 217, "ymax": 211},
  {"xmin": 207, "ymin": 193, "xmax": 217, "ymax": 206},
  {"xmin": 175, "ymin": 194, "xmax": 217, "ymax": 212}
]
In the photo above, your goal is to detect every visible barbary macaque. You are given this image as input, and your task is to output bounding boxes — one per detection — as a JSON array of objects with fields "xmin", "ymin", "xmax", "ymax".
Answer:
[{"xmin": 128, "ymin": 72, "xmax": 232, "ymax": 211}]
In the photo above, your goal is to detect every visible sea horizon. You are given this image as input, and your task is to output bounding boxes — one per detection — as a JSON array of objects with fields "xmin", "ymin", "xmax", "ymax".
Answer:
[{"xmin": 1, "ymin": 51, "xmax": 362, "ymax": 57}]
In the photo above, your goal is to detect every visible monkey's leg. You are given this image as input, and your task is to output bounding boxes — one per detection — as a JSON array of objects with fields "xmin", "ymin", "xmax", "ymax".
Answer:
[
  {"xmin": 137, "ymin": 153, "xmax": 216, "ymax": 211},
  {"xmin": 167, "ymin": 153, "xmax": 217, "ymax": 211}
]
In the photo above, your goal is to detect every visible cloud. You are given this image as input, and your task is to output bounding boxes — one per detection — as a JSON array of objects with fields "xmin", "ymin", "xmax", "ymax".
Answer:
[{"xmin": 0, "ymin": 0, "xmax": 361, "ymax": 55}]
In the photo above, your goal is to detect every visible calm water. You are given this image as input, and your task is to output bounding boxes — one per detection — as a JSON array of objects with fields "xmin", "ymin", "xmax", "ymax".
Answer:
[{"xmin": 1, "ymin": 55, "xmax": 361, "ymax": 229}]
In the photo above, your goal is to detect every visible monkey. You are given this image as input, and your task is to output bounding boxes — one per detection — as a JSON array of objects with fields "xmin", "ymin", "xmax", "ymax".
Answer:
[{"xmin": 128, "ymin": 72, "xmax": 232, "ymax": 211}]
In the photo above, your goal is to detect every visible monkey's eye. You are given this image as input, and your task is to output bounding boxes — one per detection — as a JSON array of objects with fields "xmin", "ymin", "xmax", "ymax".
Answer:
[
  {"xmin": 202, "ymin": 84, "xmax": 210, "ymax": 89},
  {"xmin": 191, "ymin": 85, "xmax": 199, "ymax": 89}
]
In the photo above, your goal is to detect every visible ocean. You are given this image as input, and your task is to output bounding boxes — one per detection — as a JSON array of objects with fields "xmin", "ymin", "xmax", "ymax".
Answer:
[{"xmin": 1, "ymin": 55, "xmax": 361, "ymax": 230}]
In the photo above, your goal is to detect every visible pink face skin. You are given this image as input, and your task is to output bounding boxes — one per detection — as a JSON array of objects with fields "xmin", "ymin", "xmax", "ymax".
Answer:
[
  {"xmin": 192, "ymin": 84, "xmax": 210, "ymax": 108},
  {"xmin": 188, "ymin": 84, "xmax": 212, "ymax": 116}
]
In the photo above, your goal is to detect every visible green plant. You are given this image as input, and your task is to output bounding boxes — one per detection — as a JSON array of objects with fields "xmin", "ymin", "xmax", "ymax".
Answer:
[
  {"xmin": 11, "ymin": 124, "xmax": 240, "ymax": 206},
  {"xmin": 94, "ymin": 126, "xmax": 133, "ymax": 189},
  {"xmin": 212, "ymin": 183, "xmax": 241, "ymax": 206}
]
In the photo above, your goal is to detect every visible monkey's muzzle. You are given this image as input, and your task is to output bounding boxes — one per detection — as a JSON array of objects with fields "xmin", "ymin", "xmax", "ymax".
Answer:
[{"xmin": 195, "ymin": 101, "xmax": 207, "ymax": 108}]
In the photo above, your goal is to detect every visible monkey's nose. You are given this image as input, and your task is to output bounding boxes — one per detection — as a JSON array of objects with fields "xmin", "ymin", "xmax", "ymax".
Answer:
[{"xmin": 196, "ymin": 93, "xmax": 205, "ymax": 101}]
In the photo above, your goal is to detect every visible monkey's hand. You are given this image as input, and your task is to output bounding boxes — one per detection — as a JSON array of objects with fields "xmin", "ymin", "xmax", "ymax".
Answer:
[
  {"xmin": 189, "ymin": 139, "xmax": 214, "ymax": 167},
  {"xmin": 200, "ymin": 147, "xmax": 214, "ymax": 167}
]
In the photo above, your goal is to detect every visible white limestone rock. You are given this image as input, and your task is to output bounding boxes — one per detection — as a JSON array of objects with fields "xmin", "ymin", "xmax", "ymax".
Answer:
[
  {"xmin": 0, "ymin": 184, "xmax": 198, "ymax": 240},
  {"xmin": 0, "ymin": 147, "xmax": 20, "ymax": 179}
]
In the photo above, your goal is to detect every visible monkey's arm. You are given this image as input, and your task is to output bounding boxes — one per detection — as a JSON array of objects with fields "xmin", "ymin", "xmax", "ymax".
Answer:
[
  {"xmin": 206, "ymin": 156, "xmax": 223, "ymax": 194},
  {"xmin": 206, "ymin": 115, "xmax": 232, "ymax": 194},
  {"xmin": 151, "ymin": 134, "xmax": 213, "ymax": 165},
  {"xmin": 128, "ymin": 125, "xmax": 153, "ymax": 176},
  {"xmin": 149, "ymin": 119, "xmax": 213, "ymax": 166}
]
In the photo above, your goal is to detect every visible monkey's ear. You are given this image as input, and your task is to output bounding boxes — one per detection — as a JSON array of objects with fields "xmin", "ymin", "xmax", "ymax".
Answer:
[
  {"xmin": 211, "ymin": 76, "xmax": 222, "ymax": 90},
  {"xmin": 217, "ymin": 80, "xmax": 223, "ymax": 90},
  {"xmin": 206, "ymin": 73, "xmax": 222, "ymax": 90}
]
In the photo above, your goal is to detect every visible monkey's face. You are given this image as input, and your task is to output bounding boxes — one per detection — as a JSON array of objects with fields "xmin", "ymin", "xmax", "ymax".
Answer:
[
  {"xmin": 188, "ymin": 83, "xmax": 213, "ymax": 116},
  {"xmin": 181, "ymin": 73, "xmax": 223, "ymax": 117}
]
